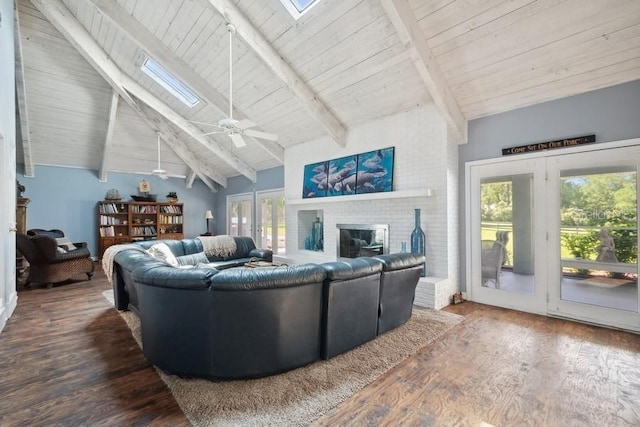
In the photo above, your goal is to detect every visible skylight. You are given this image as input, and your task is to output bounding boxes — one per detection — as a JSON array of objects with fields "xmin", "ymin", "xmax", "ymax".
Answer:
[
  {"xmin": 140, "ymin": 56, "xmax": 200, "ymax": 108},
  {"xmin": 280, "ymin": 0, "xmax": 321, "ymax": 19}
]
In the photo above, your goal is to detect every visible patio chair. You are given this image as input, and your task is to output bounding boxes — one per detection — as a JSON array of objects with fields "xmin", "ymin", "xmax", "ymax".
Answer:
[
  {"xmin": 482, "ymin": 240, "xmax": 506, "ymax": 289},
  {"xmin": 496, "ymin": 230, "xmax": 510, "ymax": 265}
]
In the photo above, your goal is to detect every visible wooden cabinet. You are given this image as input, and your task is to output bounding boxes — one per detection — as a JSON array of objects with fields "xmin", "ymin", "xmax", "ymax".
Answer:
[{"xmin": 98, "ymin": 201, "xmax": 184, "ymax": 258}]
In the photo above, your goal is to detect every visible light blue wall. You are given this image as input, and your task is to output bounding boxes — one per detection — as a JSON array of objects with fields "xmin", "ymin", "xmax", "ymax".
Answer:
[
  {"xmin": 17, "ymin": 165, "xmax": 216, "ymax": 257},
  {"xmin": 213, "ymin": 166, "xmax": 284, "ymax": 235},
  {"xmin": 458, "ymin": 79, "xmax": 640, "ymax": 289}
]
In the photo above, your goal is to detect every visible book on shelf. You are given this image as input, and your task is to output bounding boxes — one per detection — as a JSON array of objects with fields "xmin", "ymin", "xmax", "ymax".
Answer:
[
  {"xmin": 100, "ymin": 215, "xmax": 125, "ymax": 225},
  {"xmin": 99, "ymin": 226, "xmax": 115, "ymax": 237},
  {"xmin": 100, "ymin": 203, "xmax": 126, "ymax": 214},
  {"xmin": 160, "ymin": 205, "xmax": 182, "ymax": 214}
]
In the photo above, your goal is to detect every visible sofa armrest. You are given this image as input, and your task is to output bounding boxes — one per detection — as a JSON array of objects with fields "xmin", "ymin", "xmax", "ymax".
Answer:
[
  {"xmin": 31, "ymin": 235, "xmax": 59, "ymax": 260},
  {"xmin": 249, "ymin": 248, "xmax": 273, "ymax": 262}
]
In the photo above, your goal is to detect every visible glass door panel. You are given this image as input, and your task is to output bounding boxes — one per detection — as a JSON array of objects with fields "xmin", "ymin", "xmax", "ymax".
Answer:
[
  {"xmin": 480, "ymin": 175, "xmax": 534, "ymax": 295},
  {"xmin": 227, "ymin": 194, "xmax": 253, "ymax": 238},
  {"xmin": 257, "ymin": 190, "xmax": 286, "ymax": 254},
  {"xmin": 559, "ymin": 168, "xmax": 638, "ymax": 312}
]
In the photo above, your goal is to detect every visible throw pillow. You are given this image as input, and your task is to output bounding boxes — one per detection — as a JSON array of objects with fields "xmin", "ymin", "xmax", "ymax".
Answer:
[
  {"xmin": 147, "ymin": 242, "xmax": 179, "ymax": 267},
  {"xmin": 176, "ymin": 252, "xmax": 209, "ymax": 266},
  {"xmin": 55, "ymin": 237, "xmax": 77, "ymax": 251}
]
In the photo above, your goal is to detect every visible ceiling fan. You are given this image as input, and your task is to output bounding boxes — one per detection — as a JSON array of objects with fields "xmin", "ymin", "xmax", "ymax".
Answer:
[
  {"xmin": 135, "ymin": 132, "xmax": 184, "ymax": 180},
  {"xmin": 190, "ymin": 24, "xmax": 278, "ymax": 148}
]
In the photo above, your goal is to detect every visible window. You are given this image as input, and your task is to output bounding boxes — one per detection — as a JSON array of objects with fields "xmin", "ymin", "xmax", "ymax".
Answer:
[
  {"xmin": 140, "ymin": 56, "xmax": 200, "ymax": 108},
  {"xmin": 279, "ymin": 0, "xmax": 321, "ymax": 19}
]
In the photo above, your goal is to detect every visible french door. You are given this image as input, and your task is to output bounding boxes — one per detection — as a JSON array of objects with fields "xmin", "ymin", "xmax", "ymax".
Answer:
[
  {"xmin": 468, "ymin": 142, "xmax": 640, "ymax": 331},
  {"xmin": 547, "ymin": 147, "xmax": 639, "ymax": 330},
  {"xmin": 468, "ymin": 157, "xmax": 548, "ymax": 314},
  {"xmin": 227, "ymin": 190, "xmax": 287, "ymax": 255}
]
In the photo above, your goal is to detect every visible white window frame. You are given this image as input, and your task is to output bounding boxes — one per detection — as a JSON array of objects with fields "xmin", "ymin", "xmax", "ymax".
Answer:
[
  {"xmin": 279, "ymin": 0, "xmax": 322, "ymax": 20},
  {"xmin": 140, "ymin": 55, "xmax": 200, "ymax": 108}
]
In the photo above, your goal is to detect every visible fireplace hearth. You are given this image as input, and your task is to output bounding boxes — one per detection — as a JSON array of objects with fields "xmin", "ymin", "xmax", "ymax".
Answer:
[{"xmin": 337, "ymin": 223, "xmax": 389, "ymax": 259}]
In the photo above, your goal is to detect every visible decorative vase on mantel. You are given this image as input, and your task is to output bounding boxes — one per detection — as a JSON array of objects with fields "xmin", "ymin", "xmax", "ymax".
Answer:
[{"xmin": 410, "ymin": 208, "xmax": 426, "ymax": 277}]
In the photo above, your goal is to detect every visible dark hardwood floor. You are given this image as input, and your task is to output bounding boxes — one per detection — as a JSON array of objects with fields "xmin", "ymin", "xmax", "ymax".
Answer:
[{"xmin": 2, "ymin": 263, "xmax": 639, "ymax": 426}]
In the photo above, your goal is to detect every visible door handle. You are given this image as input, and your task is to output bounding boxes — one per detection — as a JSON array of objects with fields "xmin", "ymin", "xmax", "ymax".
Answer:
[{"xmin": 9, "ymin": 227, "xmax": 17, "ymax": 232}]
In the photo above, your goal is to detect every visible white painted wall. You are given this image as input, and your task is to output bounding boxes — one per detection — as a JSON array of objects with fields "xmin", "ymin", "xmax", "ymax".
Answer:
[
  {"xmin": 285, "ymin": 105, "xmax": 459, "ymax": 289},
  {"xmin": 1, "ymin": 0, "xmax": 18, "ymax": 332}
]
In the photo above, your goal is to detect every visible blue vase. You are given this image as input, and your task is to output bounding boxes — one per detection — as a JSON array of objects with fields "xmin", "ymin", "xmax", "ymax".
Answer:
[
  {"xmin": 410, "ymin": 208, "xmax": 426, "ymax": 276},
  {"xmin": 312, "ymin": 217, "xmax": 323, "ymax": 251}
]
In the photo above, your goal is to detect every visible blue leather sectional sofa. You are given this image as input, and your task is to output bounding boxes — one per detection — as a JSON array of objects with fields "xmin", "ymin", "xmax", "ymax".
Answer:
[{"xmin": 112, "ymin": 236, "xmax": 425, "ymax": 380}]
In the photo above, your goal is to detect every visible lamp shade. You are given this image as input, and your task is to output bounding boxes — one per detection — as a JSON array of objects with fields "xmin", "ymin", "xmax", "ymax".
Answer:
[{"xmin": 205, "ymin": 210, "xmax": 214, "ymax": 219}]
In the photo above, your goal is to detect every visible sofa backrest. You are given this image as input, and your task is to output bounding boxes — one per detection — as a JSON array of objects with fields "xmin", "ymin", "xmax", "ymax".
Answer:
[
  {"xmin": 128, "ymin": 236, "xmax": 259, "ymax": 261},
  {"xmin": 133, "ymin": 239, "xmax": 187, "ymax": 255},
  {"xmin": 372, "ymin": 253, "xmax": 425, "ymax": 271},
  {"xmin": 321, "ymin": 257, "xmax": 383, "ymax": 281},
  {"xmin": 210, "ymin": 263, "xmax": 326, "ymax": 290}
]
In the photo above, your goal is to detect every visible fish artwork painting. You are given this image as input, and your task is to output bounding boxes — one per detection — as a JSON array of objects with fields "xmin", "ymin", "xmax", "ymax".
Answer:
[
  {"xmin": 327, "ymin": 155, "xmax": 357, "ymax": 196},
  {"xmin": 302, "ymin": 161, "xmax": 329, "ymax": 198},
  {"xmin": 354, "ymin": 147, "xmax": 394, "ymax": 194}
]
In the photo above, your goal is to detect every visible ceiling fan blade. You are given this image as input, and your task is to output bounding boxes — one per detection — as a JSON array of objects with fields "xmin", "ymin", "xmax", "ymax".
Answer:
[
  {"xmin": 234, "ymin": 119, "xmax": 257, "ymax": 130},
  {"xmin": 201, "ymin": 130, "xmax": 227, "ymax": 136},
  {"xmin": 229, "ymin": 132, "xmax": 247, "ymax": 147},
  {"xmin": 244, "ymin": 129, "xmax": 279, "ymax": 142}
]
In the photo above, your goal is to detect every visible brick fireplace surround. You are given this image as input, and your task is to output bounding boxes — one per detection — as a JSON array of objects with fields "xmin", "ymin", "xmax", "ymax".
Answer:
[{"xmin": 283, "ymin": 105, "xmax": 460, "ymax": 309}]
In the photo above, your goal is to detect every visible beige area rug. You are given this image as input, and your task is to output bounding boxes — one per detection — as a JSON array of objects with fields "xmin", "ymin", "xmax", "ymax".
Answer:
[
  {"xmin": 578, "ymin": 277, "xmax": 636, "ymax": 288},
  {"xmin": 102, "ymin": 291, "xmax": 463, "ymax": 426}
]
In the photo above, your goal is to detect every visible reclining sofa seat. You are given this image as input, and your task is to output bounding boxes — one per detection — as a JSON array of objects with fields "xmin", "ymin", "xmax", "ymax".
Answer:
[
  {"xmin": 320, "ymin": 258, "xmax": 383, "ymax": 359},
  {"xmin": 372, "ymin": 253, "xmax": 426, "ymax": 335}
]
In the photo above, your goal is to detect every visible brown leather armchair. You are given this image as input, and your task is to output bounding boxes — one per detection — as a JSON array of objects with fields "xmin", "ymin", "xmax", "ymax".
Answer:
[{"xmin": 17, "ymin": 229, "xmax": 94, "ymax": 288}]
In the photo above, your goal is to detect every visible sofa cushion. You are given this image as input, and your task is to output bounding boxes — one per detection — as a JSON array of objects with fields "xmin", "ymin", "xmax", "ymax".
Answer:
[
  {"xmin": 147, "ymin": 242, "xmax": 179, "ymax": 267},
  {"xmin": 176, "ymin": 252, "xmax": 209, "ymax": 266}
]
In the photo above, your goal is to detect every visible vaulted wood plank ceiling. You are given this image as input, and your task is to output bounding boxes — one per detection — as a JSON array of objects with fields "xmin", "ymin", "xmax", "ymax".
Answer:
[{"xmin": 15, "ymin": 0, "xmax": 640, "ymax": 188}]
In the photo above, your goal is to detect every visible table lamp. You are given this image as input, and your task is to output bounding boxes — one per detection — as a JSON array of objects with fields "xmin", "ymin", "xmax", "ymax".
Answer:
[{"xmin": 205, "ymin": 210, "xmax": 213, "ymax": 234}]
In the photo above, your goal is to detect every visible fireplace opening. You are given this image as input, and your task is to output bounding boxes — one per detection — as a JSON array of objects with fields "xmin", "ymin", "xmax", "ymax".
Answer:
[{"xmin": 337, "ymin": 224, "xmax": 389, "ymax": 259}]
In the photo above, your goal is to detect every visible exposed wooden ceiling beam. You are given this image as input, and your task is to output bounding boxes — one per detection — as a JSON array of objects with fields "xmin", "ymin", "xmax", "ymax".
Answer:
[
  {"xmin": 204, "ymin": 0, "xmax": 348, "ymax": 147},
  {"xmin": 86, "ymin": 0, "xmax": 284, "ymax": 164},
  {"xmin": 14, "ymin": 0, "xmax": 33, "ymax": 177},
  {"xmin": 380, "ymin": 0, "xmax": 468, "ymax": 144},
  {"xmin": 186, "ymin": 170, "xmax": 196, "ymax": 189},
  {"xmin": 98, "ymin": 90, "xmax": 118, "ymax": 182},
  {"xmin": 30, "ymin": 0, "xmax": 255, "ymax": 184}
]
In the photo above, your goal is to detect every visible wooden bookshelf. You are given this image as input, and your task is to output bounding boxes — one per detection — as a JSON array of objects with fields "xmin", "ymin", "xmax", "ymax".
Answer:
[{"xmin": 98, "ymin": 201, "xmax": 184, "ymax": 258}]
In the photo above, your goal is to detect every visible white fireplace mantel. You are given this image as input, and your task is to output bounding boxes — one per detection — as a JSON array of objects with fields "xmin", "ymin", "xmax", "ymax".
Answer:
[{"xmin": 287, "ymin": 188, "xmax": 430, "ymax": 205}]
